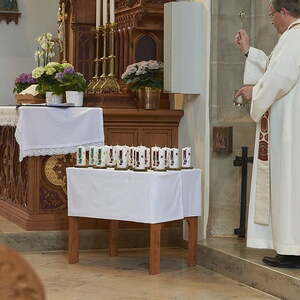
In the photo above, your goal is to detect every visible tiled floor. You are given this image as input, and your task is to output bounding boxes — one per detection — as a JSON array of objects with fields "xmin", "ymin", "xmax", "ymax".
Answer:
[
  {"xmin": 0, "ymin": 215, "xmax": 278, "ymax": 299},
  {"xmin": 23, "ymin": 249, "xmax": 278, "ymax": 300}
]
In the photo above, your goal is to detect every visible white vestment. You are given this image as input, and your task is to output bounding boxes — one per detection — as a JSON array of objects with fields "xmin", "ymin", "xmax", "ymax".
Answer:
[{"xmin": 244, "ymin": 19, "xmax": 300, "ymax": 255}]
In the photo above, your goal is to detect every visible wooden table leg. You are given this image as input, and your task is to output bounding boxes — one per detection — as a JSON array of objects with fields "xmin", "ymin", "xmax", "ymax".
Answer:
[
  {"xmin": 109, "ymin": 220, "xmax": 119, "ymax": 257},
  {"xmin": 149, "ymin": 223, "xmax": 162, "ymax": 275},
  {"xmin": 186, "ymin": 217, "xmax": 198, "ymax": 267},
  {"xmin": 68, "ymin": 216, "xmax": 79, "ymax": 264}
]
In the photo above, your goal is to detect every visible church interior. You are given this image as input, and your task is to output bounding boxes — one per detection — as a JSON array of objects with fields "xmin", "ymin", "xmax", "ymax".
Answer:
[{"xmin": 0, "ymin": 0, "xmax": 299, "ymax": 299}]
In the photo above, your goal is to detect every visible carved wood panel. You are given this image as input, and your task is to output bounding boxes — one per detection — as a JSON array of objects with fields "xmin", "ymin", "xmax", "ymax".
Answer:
[
  {"xmin": 105, "ymin": 127, "xmax": 139, "ymax": 145},
  {"xmin": 0, "ymin": 127, "xmax": 28, "ymax": 209},
  {"xmin": 40, "ymin": 154, "xmax": 76, "ymax": 211}
]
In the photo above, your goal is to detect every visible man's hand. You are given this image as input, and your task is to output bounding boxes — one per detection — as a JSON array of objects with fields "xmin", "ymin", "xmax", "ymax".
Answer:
[
  {"xmin": 235, "ymin": 85, "xmax": 253, "ymax": 102},
  {"xmin": 234, "ymin": 30, "xmax": 250, "ymax": 54}
]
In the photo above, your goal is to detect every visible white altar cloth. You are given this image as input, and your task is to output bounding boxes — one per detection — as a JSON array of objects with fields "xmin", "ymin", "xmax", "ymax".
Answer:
[
  {"xmin": 0, "ymin": 106, "xmax": 18, "ymax": 126},
  {"xmin": 14, "ymin": 107, "xmax": 104, "ymax": 161},
  {"xmin": 67, "ymin": 168, "xmax": 201, "ymax": 224}
]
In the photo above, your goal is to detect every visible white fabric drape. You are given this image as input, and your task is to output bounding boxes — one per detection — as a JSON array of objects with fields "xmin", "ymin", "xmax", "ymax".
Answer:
[
  {"xmin": 15, "ymin": 107, "xmax": 104, "ymax": 161},
  {"xmin": 67, "ymin": 168, "xmax": 201, "ymax": 224}
]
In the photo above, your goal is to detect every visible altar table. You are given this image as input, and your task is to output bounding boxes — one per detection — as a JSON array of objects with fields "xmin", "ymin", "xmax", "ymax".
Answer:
[{"xmin": 67, "ymin": 168, "xmax": 201, "ymax": 274}]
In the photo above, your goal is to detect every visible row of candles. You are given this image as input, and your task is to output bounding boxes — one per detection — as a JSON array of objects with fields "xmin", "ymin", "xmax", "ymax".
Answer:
[
  {"xmin": 76, "ymin": 145, "xmax": 192, "ymax": 171},
  {"xmin": 96, "ymin": 0, "xmax": 115, "ymax": 27}
]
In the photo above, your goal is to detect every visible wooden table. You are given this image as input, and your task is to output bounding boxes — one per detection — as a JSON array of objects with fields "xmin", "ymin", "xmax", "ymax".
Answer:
[{"xmin": 68, "ymin": 216, "xmax": 198, "ymax": 275}]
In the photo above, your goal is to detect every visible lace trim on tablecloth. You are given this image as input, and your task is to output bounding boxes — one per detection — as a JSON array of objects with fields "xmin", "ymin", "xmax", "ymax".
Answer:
[
  {"xmin": 14, "ymin": 141, "xmax": 104, "ymax": 162},
  {"xmin": 0, "ymin": 106, "xmax": 18, "ymax": 127}
]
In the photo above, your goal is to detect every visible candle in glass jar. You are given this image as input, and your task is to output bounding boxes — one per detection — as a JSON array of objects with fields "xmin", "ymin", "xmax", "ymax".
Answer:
[{"xmin": 76, "ymin": 146, "xmax": 86, "ymax": 166}]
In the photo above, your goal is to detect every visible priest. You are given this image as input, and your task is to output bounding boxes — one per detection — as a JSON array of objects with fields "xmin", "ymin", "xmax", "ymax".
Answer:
[{"xmin": 234, "ymin": 0, "xmax": 300, "ymax": 268}]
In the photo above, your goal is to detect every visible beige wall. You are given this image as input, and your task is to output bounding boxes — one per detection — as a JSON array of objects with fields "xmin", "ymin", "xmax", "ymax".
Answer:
[
  {"xmin": 0, "ymin": 0, "xmax": 58, "ymax": 105},
  {"xmin": 208, "ymin": 0, "xmax": 278, "ymax": 236},
  {"xmin": 178, "ymin": 0, "xmax": 211, "ymax": 240}
]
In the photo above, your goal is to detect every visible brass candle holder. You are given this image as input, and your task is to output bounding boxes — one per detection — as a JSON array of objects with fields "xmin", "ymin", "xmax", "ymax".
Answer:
[
  {"xmin": 92, "ymin": 24, "xmax": 109, "ymax": 93},
  {"xmin": 87, "ymin": 26, "xmax": 102, "ymax": 93},
  {"xmin": 100, "ymin": 23, "xmax": 120, "ymax": 93}
]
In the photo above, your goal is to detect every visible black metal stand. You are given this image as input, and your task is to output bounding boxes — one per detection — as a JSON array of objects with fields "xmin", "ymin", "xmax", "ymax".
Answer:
[{"xmin": 233, "ymin": 147, "xmax": 253, "ymax": 238}]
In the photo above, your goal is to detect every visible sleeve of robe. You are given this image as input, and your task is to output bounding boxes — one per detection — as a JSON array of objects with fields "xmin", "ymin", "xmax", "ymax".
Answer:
[
  {"xmin": 250, "ymin": 34, "xmax": 300, "ymax": 123},
  {"xmin": 243, "ymin": 47, "xmax": 269, "ymax": 85}
]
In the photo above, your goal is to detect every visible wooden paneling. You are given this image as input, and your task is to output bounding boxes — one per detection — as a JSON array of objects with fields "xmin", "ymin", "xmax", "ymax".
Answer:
[{"xmin": 0, "ymin": 108, "xmax": 183, "ymax": 231}]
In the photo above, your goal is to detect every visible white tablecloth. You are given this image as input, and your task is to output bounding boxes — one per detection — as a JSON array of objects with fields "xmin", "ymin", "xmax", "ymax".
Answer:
[
  {"xmin": 67, "ymin": 168, "xmax": 201, "ymax": 224},
  {"xmin": 0, "ymin": 106, "xmax": 18, "ymax": 126},
  {"xmin": 14, "ymin": 107, "xmax": 104, "ymax": 161}
]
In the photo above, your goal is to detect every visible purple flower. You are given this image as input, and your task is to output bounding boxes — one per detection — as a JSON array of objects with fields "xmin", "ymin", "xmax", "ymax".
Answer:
[
  {"xmin": 55, "ymin": 72, "xmax": 64, "ymax": 80},
  {"xmin": 15, "ymin": 73, "xmax": 36, "ymax": 84},
  {"xmin": 64, "ymin": 67, "xmax": 75, "ymax": 75}
]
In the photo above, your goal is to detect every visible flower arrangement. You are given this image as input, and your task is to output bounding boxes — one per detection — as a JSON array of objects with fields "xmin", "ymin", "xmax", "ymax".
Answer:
[
  {"xmin": 32, "ymin": 62, "xmax": 74, "ymax": 96},
  {"xmin": 34, "ymin": 33, "xmax": 56, "ymax": 67},
  {"xmin": 121, "ymin": 60, "xmax": 163, "ymax": 91},
  {"xmin": 55, "ymin": 68, "xmax": 88, "ymax": 92},
  {"xmin": 13, "ymin": 73, "xmax": 37, "ymax": 94}
]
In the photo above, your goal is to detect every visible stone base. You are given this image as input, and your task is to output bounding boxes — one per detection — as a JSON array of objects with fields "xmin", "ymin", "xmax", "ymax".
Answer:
[
  {"xmin": 198, "ymin": 237, "xmax": 300, "ymax": 300},
  {"xmin": 0, "ymin": 227, "xmax": 182, "ymax": 252}
]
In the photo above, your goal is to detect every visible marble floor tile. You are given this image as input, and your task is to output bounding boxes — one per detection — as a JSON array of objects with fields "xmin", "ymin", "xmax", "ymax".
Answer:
[{"xmin": 21, "ymin": 248, "xmax": 277, "ymax": 300}]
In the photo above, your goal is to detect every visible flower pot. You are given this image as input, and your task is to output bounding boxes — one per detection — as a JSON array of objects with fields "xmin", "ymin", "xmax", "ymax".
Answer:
[
  {"xmin": 45, "ymin": 92, "xmax": 63, "ymax": 104},
  {"xmin": 137, "ymin": 87, "xmax": 161, "ymax": 110},
  {"xmin": 66, "ymin": 91, "xmax": 84, "ymax": 107}
]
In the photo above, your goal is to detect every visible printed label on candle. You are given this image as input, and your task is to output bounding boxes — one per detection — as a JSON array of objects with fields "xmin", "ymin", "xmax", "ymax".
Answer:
[
  {"xmin": 169, "ymin": 148, "xmax": 179, "ymax": 169},
  {"xmin": 182, "ymin": 147, "xmax": 192, "ymax": 168},
  {"xmin": 96, "ymin": 146, "xmax": 106, "ymax": 167},
  {"xmin": 89, "ymin": 146, "xmax": 97, "ymax": 166},
  {"xmin": 77, "ymin": 146, "xmax": 86, "ymax": 166}
]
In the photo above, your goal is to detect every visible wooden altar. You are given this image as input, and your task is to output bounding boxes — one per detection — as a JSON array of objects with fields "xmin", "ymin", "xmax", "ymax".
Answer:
[
  {"xmin": 0, "ymin": 0, "xmax": 185, "ymax": 231},
  {"xmin": 0, "ymin": 107, "xmax": 183, "ymax": 230}
]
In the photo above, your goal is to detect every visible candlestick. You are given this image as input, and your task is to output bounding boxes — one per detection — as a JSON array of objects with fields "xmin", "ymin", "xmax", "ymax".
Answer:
[
  {"xmin": 110, "ymin": 0, "xmax": 115, "ymax": 23},
  {"xmin": 87, "ymin": 26, "xmax": 102, "ymax": 93},
  {"xmin": 96, "ymin": 0, "xmax": 101, "ymax": 27},
  {"xmin": 100, "ymin": 23, "xmax": 120, "ymax": 93}
]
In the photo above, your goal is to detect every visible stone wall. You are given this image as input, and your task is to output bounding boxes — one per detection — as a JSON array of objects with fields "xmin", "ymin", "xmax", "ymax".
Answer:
[
  {"xmin": 0, "ymin": 0, "xmax": 58, "ymax": 105},
  {"xmin": 208, "ymin": 0, "xmax": 278, "ymax": 236}
]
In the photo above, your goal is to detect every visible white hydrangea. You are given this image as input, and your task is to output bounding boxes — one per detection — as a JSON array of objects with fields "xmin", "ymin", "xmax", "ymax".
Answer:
[
  {"xmin": 62, "ymin": 63, "xmax": 74, "ymax": 69},
  {"xmin": 45, "ymin": 66, "xmax": 56, "ymax": 75},
  {"xmin": 32, "ymin": 67, "xmax": 45, "ymax": 79},
  {"xmin": 47, "ymin": 62, "xmax": 60, "ymax": 68},
  {"xmin": 136, "ymin": 65, "xmax": 147, "ymax": 76}
]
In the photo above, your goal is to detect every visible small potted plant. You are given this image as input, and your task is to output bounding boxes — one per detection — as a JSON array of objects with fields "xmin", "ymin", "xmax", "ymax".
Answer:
[
  {"xmin": 121, "ymin": 60, "xmax": 163, "ymax": 109},
  {"xmin": 13, "ymin": 73, "xmax": 37, "ymax": 94},
  {"xmin": 32, "ymin": 62, "xmax": 73, "ymax": 104},
  {"xmin": 55, "ymin": 68, "xmax": 87, "ymax": 106}
]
